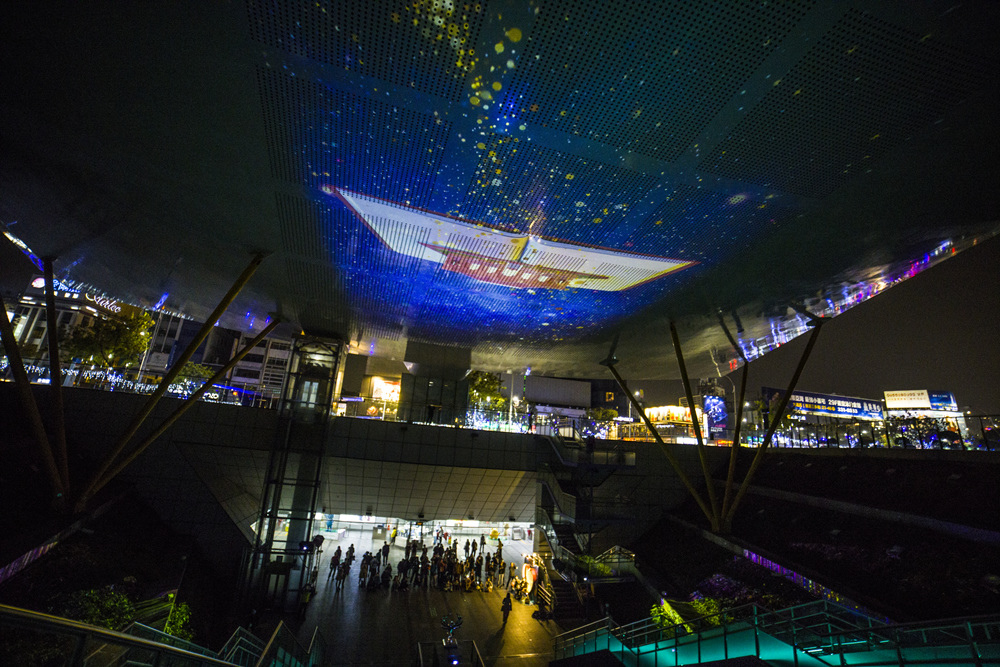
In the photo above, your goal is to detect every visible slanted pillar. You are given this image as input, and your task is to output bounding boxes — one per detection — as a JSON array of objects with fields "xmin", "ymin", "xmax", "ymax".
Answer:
[
  {"xmin": 43, "ymin": 258, "xmax": 71, "ymax": 493},
  {"xmin": 0, "ymin": 292, "xmax": 65, "ymax": 506}
]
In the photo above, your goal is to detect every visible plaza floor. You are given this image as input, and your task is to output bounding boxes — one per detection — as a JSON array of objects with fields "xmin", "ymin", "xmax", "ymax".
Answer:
[{"xmin": 292, "ymin": 526, "xmax": 565, "ymax": 666}]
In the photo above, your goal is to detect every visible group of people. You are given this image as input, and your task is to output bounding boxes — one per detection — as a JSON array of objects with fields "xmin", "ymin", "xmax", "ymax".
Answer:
[
  {"xmin": 326, "ymin": 543, "xmax": 356, "ymax": 589},
  {"xmin": 324, "ymin": 534, "xmax": 528, "ymax": 597}
]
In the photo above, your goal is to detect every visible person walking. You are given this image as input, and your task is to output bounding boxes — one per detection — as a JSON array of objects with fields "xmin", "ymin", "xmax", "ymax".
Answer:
[{"xmin": 501, "ymin": 592, "xmax": 513, "ymax": 625}]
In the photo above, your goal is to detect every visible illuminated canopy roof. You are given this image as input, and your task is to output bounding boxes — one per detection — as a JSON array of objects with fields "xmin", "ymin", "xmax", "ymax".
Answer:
[{"xmin": 1, "ymin": 1, "xmax": 998, "ymax": 378}]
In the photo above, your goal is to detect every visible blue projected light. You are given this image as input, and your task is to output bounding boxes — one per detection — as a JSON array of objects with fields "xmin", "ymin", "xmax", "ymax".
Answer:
[{"xmin": 321, "ymin": 186, "xmax": 711, "ymax": 344}]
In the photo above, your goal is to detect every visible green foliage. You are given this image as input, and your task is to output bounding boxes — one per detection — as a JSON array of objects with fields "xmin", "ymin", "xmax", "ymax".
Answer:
[
  {"xmin": 164, "ymin": 594, "xmax": 195, "ymax": 641},
  {"xmin": 177, "ymin": 362, "xmax": 214, "ymax": 381},
  {"xmin": 64, "ymin": 586, "xmax": 136, "ymax": 630},
  {"xmin": 468, "ymin": 370, "xmax": 507, "ymax": 411},
  {"xmin": 688, "ymin": 597, "xmax": 726, "ymax": 626},
  {"xmin": 62, "ymin": 311, "xmax": 155, "ymax": 367},
  {"xmin": 576, "ymin": 555, "xmax": 613, "ymax": 577},
  {"xmin": 586, "ymin": 407, "xmax": 618, "ymax": 422},
  {"xmin": 649, "ymin": 601, "xmax": 688, "ymax": 633}
]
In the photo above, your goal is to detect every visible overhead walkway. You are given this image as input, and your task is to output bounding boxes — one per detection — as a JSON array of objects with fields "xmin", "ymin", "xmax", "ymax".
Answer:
[
  {"xmin": 0, "ymin": 603, "xmax": 325, "ymax": 666},
  {"xmin": 553, "ymin": 599, "xmax": 1000, "ymax": 666}
]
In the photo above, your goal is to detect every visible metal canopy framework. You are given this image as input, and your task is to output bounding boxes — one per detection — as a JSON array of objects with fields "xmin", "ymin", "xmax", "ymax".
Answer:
[{"xmin": 1, "ymin": 1, "xmax": 998, "ymax": 379}]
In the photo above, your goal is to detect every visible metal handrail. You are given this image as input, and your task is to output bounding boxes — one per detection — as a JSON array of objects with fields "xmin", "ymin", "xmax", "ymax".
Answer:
[
  {"xmin": 556, "ymin": 593, "xmax": 1000, "ymax": 667},
  {"xmin": 0, "ymin": 603, "xmax": 239, "ymax": 666},
  {"xmin": 817, "ymin": 612, "xmax": 1000, "ymax": 637}
]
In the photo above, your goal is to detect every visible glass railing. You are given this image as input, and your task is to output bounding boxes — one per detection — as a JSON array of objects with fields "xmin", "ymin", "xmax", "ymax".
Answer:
[
  {"xmin": 0, "ymin": 603, "xmax": 239, "ymax": 666},
  {"xmin": 217, "ymin": 625, "xmax": 267, "ymax": 667},
  {"xmin": 555, "ymin": 597, "xmax": 1000, "ymax": 666},
  {"xmin": 255, "ymin": 622, "xmax": 325, "ymax": 667},
  {"xmin": 7, "ymin": 355, "xmax": 996, "ymax": 451}
]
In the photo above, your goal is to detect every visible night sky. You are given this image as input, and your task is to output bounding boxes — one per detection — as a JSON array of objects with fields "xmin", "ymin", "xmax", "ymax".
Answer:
[
  {"xmin": 622, "ymin": 234, "xmax": 1000, "ymax": 414},
  {"xmin": 742, "ymin": 233, "xmax": 1000, "ymax": 414}
]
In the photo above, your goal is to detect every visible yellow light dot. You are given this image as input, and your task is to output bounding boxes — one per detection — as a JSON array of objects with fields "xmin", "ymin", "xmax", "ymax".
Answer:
[
  {"xmin": 772, "ymin": 79, "xmax": 781, "ymax": 86},
  {"xmin": 593, "ymin": 218, "xmax": 602, "ymax": 223},
  {"xmin": 871, "ymin": 134, "xmax": 880, "ymax": 140},
  {"xmin": 793, "ymin": 89, "xmax": 801, "ymax": 95},
  {"xmin": 476, "ymin": 142, "xmax": 486, "ymax": 149},
  {"xmin": 492, "ymin": 81, "xmax": 502, "ymax": 91},
  {"xmin": 565, "ymin": 174, "xmax": 574, "ymax": 180},
  {"xmin": 506, "ymin": 28, "xmax": 522, "ymax": 42},
  {"xmin": 494, "ymin": 42, "xmax": 504, "ymax": 54},
  {"xmin": 470, "ymin": 96, "xmax": 480, "ymax": 105}
]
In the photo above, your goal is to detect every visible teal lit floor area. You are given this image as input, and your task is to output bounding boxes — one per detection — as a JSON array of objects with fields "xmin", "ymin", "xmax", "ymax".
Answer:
[
  {"xmin": 553, "ymin": 599, "xmax": 1000, "ymax": 667},
  {"xmin": 291, "ymin": 526, "xmax": 563, "ymax": 666}
]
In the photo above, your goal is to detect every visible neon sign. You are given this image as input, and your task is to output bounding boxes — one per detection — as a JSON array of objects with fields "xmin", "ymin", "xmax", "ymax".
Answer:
[{"xmin": 85, "ymin": 293, "xmax": 123, "ymax": 313}]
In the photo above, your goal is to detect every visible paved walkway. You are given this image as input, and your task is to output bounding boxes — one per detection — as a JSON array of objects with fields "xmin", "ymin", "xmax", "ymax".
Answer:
[{"xmin": 294, "ymin": 526, "xmax": 564, "ymax": 666}]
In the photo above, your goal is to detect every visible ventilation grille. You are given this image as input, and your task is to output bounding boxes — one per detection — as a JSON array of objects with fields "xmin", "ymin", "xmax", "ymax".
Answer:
[
  {"xmin": 459, "ymin": 135, "xmax": 658, "ymax": 245},
  {"xmin": 258, "ymin": 68, "xmax": 450, "ymax": 206},
  {"xmin": 501, "ymin": 0, "xmax": 813, "ymax": 161},
  {"xmin": 246, "ymin": 0, "xmax": 488, "ymax": 102},
  {"xmin": 700, "ymin": 9, "xmax": 989, "ymax": 198}
]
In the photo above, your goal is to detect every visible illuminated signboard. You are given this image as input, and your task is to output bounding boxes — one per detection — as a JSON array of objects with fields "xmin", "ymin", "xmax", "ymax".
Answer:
[
  {"xmin": 884, "ymin": 389, "xmax": 957, "ymax": 412},
  {"xmin": 645, "ymin": 405, "xmax": 699, "ymax": 424},
  {"xmin": 763, "ymin": 387, "xmax": 883, "ymax": 421},
  {"xmin": 702, "ymin": 394, "xmax": 728, "ymax": 438}
]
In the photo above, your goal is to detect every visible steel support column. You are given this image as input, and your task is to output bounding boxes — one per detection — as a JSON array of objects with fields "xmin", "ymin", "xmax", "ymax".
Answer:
[
  {"xmin": 0, "ymin": 292, "xmax": 65, "ymax": 505},
  {"xmin": 77, "ymin": 252, "xmax": 266, "ymax": 510},
  {"xmin": 669, "ymin": 320, "xmax": 720, "ymax": 528},
  {"xmin": 43, "ymin": 258, "xmax": 71, "ymax": 493},
  {"xmin": 89, "ymin": 318, "xmax": 281, "ymax": 497},
  {"xmin": 717, "ymin": 313, "xmax": 750, "ymax": 530},
  {"xmin": 604, "ymin": 361, "xmax": 716, "ymax": 526},
  {"xmin": 723, "ymin": 318, "xmax": 823, "ymax": 527}
]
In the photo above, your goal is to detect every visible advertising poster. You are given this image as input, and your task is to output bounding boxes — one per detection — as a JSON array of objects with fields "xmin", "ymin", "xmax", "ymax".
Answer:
[{"xmin": 763, "ymin": 387, "xmax": 883, "ymax": 421}]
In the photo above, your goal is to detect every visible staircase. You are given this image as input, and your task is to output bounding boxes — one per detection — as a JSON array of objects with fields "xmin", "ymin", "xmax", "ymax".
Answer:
[
  {"xmin": 554, "ymin": 599, "xmax": 1000, "ymax": 666},
  {"xmin": 550, "ymin": 577, "xmax": 589, "ymax": 627},
  {"xmin": 552, "ymin": 521, "xmax": 583, "ymax": 555},
  {"xmin": 0, "ymin": 602, "xmax": 325, "ymax": 666}
]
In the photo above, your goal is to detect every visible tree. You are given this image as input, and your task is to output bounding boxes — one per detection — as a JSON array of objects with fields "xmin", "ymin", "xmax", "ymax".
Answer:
[
  {"xmin": 586, "ymin": 407, "xmax": 618, "ymax": 422},
  {"xmin": 63, "ymin": 585, "xmax": 136, "ymax": 630},
  {"xmin": 468, "ymin": 370, "xmax": 507, "ymax": 411},
  {"xmin": 62, "ymin": 311, "xmax": 155, "ymax": 367},
  {"xmin": 177, "ymin": 362, "xmax": 213, "ymax": 381}
]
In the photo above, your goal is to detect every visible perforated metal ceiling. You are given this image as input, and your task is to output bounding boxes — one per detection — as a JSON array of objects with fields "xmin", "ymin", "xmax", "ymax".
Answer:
[
  {"xmin": 502, "ymin": 0, "xmax": 814, "ymax": 161},
  {"xmin": 1, "ymin": 1, "xmax": 998, "ymax": 379},
  {"xmin": 701, "ymin": 8, "xmax": 989, "ymax": 197}
]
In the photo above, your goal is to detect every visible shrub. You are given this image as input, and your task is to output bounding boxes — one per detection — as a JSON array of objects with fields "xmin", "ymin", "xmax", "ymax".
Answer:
[{"xmin": 63, "ymin": 586, "xmax": 135, "ymax": 630}]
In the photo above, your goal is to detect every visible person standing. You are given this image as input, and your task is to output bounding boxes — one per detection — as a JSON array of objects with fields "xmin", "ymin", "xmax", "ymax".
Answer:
[
  {"xmin": 501, "ymin": 592, "xmax": 513, "ymax": 625},
  {"xmin": 471, "ymin": 539, "xmax": 478, "ymax": 557},
  {"xmin": 507, "ymin": 561, "xmax": 516, "ymax": 588},
  {"xmin": 464, "ymin": 538, "xmax": 471, "ymax": 559}
]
